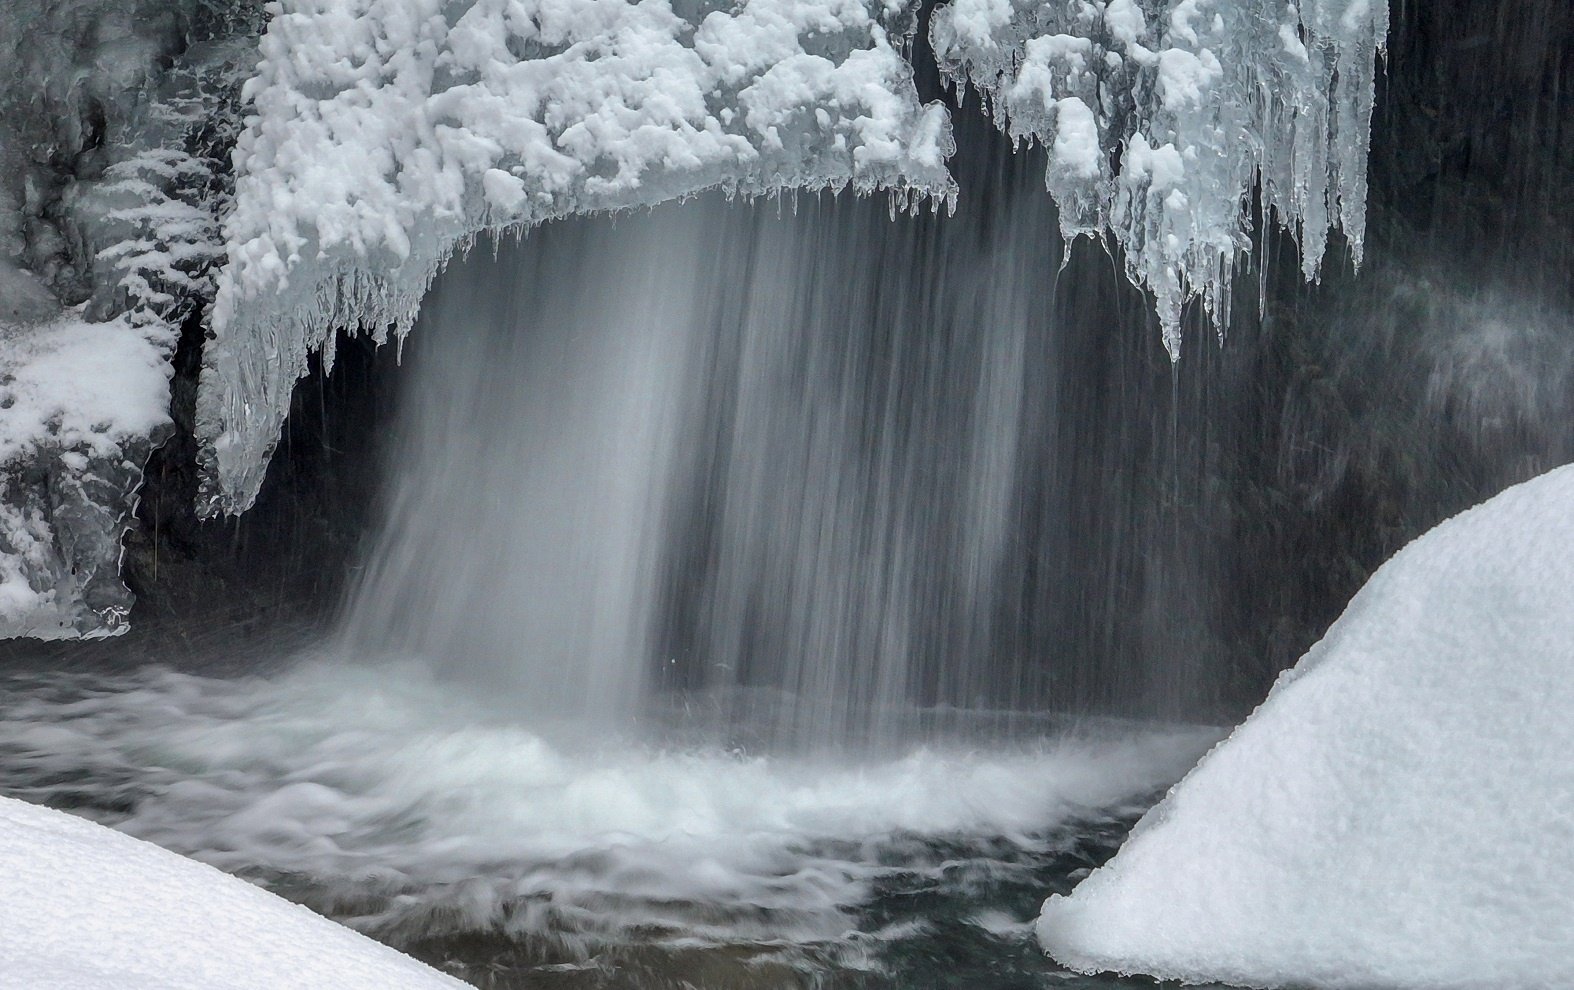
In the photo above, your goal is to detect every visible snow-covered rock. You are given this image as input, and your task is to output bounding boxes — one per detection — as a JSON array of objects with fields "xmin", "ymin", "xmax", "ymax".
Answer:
[
  {"xmin": 0, "ymin": 311, "xmax": 174, "ymax": 639},
  {"xmin": 0, "ymin": 794, "xmax": 467, "ymax": 990},
  {"xmin": 195, "ymin": 0, "xmax": 956, "ymax": 514},
  {"xmin": 931, "ymin": 0, "xmax": 1389, "ymax": 357},
  {"xmin": 0, "ymin": 2, "xmax": 254, "ymax": 639},
  {"xmin": 1037, "ymin": 463, "xmax": 1574, "ymax": 988}
]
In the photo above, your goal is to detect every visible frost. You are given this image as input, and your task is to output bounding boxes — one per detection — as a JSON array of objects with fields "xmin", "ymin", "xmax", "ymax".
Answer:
[
  {"xmin": 196, "ymin": 0, "xmax": 957, "ymax": 515},
  {"xmin": 931, "ymin": 0, "xmax": 1390, "ymax": 357}
]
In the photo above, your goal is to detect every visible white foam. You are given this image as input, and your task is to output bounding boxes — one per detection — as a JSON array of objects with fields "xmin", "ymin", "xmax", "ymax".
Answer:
[{"xmin": 0, "ymin": 659, "xmax": 1216, "ymax": 951}]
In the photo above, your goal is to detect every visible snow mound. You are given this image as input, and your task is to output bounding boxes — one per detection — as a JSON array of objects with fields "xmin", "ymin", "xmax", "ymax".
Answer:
[
  {"xmin": 0, "ymin": 794, "xmax": 467, "ymax": 990},
  {"xmin": 1037, "ymin": 463, "xmax": 1574, "ymax": 988},
  {"xmin": 931, "ymin": 0, "xmax": 1389, "ymax": 357},
  {"xmin": 197, "ymin": 0, "xmax": 955, "ymax": 514}
]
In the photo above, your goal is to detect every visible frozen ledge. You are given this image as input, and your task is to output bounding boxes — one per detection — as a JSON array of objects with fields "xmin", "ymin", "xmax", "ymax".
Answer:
[
  {"xmin": 196, "ymin": 0, "xmax": 1391, "ymax": 516},
  {"xmin": 931, "ymin": 0, "xmax": 1390, "ymax": 357},
  {"xmin": 0, "ymin": 311, "xmax": 174, "ymax": 640},
  {"xmin": 196, "ymin": 0, "xmax": 956, "ymax": 515}
]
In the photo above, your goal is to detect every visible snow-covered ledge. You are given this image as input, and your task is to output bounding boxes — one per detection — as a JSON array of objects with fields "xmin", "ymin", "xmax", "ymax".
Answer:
[
  {"xmin": 0, "ymin": 794, "xmax": 467, "ymax": 989},
  {"xmin": 195, "ymin": 0, "xmax": 957, "ymax": 516},
  {"xmin": 0, "ymin": 310, "xmax": 174, "ymax": 638}
]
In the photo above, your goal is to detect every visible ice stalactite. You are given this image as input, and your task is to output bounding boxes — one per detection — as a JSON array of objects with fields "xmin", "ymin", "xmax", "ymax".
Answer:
[
  {"xmin": 196, "ymin": 0, "xmax": 1392, "ymax": 517},
  {"xmin": 195, "ymin": 0, "xmax": 957, "ymax": 515},
  {"xmin": 931, "ymin": 0, "xmax": 1390, "ymax": 357}
]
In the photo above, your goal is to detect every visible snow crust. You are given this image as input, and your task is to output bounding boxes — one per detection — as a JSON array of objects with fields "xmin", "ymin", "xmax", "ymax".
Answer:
[
  {"xmin": 931, "ymin": 0, "xmax": 1390, "ymax": 356},
  {"xmin": 1038, "ymin": 463, "xmax": 1574, "ymax": 988},
  {"xmin": 0, "ymin": 793, "xmax": 467, "ymax": 990},
  {"xmin": 197, "ymin": 0, "xmax": 956, "ymax": 514},
  {"xmin": 0, "ymin": 311, "xmax": 174, "ymax": 638}
]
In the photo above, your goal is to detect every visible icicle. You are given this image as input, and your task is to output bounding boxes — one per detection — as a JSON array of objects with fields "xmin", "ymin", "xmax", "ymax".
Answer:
[
  {"xmin": 930, "ymin": 0, "xmax": 1391, "ymax": 355},
  {"xmin": 195, "ymin": 0, "xmax": 958, "ymax": 515}
]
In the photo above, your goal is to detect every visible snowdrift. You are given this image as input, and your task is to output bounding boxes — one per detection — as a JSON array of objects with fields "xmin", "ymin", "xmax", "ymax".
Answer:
[
  {"xmin": 0, "ymin": 794, "xmax": 467, "ymax": 990},
  {"xmin": 1038, "ymin": 464, "xmax": 1574, "ymax": 987}
]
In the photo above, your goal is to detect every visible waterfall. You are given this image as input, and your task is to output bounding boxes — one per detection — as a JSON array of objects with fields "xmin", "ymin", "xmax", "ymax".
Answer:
[
  {"xmin": 334, "ymin": 142, "xmax": 1098, "ymax": 747},
  {"xmin": 336, "ymin": 208, "xmax": 706, "ymax": 728}
]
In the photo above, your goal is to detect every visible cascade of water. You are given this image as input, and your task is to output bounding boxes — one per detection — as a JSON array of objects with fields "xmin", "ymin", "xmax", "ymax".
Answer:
[
  {"xmin": 336, "ymin": 208, "xmax": 713, "ymax": 728},
  {"xmin": 665, "ymin": 176, "xmax": 1065, "ymax": 747},
  {"xmin": 336, "ymin": 155, "xmax": 1073, "ymax": 746},
  {"xmin": 336, "ymin": 132, "xmax": 1226, "ymax": 747}
]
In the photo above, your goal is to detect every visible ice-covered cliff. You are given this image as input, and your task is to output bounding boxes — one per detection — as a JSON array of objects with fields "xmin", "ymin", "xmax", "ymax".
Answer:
[
  {"xmin": 194, "ymin": 0, "xmax": 1387, "ymax": 515},
  {"xmin": 2, "ymin": 0, "xmax": 1391, "ymax": 634},
  {"xmin": 0, "ymin": 1, "xmax": 256, "ymax": 638}
]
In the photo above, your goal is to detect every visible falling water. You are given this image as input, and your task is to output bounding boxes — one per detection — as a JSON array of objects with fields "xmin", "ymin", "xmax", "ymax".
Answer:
[
  {"xmin": 331, "ymin": 138, "xmax": 1086, "ymax": 749},
  {"xmin": 0, "ymin": 138, "xmax": 1231, "ymax": 985},
  {"xmin": 336, "ymin": 208, "xmax": 709, "ymax": 728}
]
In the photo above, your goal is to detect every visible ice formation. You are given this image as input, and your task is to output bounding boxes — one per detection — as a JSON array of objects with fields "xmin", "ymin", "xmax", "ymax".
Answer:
[
  {"xmin": 931, "ymin": 0, "xmax": 1390, "ymax": 356},
  {"xmin": 196, "ymin": 0, "xmax": 956, "ymax": 514},
  {"xmin": 1037, "ymin": 463, "xmax": 1574, "ymax": 987},
  {"xmin": 0, "ymin": 312, "xmax": 173, "ymax": 637},
  {"xmin": 0, "ymin": 2, "xmax": 254, "ymax": 638},
  {"xmin": 0, "ymin": 793, "xmax": 466, "ymax": 989}
]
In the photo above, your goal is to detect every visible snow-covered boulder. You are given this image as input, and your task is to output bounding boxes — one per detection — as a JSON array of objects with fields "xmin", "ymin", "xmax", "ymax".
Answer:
[
  {"xmin": 0, "ymin": 794, "xmax": 467, "ymax": 990},
  {"xmin": 195, "ymin": 0, "xmax": 956, "ymax": 514},
  {"xmin": 1037, "ymin": 463, "xmax": 1574, "ymax": 987},
  {"xmin": 0, "ymin": 312, "xmax": 174, "ymax": 638}
]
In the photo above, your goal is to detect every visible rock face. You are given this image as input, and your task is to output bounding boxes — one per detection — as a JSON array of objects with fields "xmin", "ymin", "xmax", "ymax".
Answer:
[
  {"xmin": 0, "ymin": 2, "xmax": 254, "ymax": 640},
  {"xmin": 1038, "ymin": 463, "xmax": 1574, "ymax": 988}
]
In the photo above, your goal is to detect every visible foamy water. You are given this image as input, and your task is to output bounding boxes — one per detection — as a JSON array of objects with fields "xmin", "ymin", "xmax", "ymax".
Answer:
[{"xmin": 0, "ymin": 657, "xmax": 1217, "ymax": 975}]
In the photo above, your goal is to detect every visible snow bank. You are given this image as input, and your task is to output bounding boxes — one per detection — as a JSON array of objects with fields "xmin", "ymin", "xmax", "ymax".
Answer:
[
  {"xmin": 1037, "ymin": 463, "xmax": 1574, "ymax": 988},
  {"xmin": 0, "ymin": 311, "xmax": 174, "ymax": 638},
  {"xmin": 196, "ymin": 0, "xmax": 955, "ymax": 514},
  {"xmin": 0, "ymin": 794, "xmax": 467, "ymax": 990},
  {"xmin": 931, "ymin": 0, "xmax": 1390, "ymax": 357}
]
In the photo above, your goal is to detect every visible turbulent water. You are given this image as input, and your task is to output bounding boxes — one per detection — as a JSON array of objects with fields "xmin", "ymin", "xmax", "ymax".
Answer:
[{"xmin": 0, "ymin": 659, "xmax": 1218, "ymax": 987}]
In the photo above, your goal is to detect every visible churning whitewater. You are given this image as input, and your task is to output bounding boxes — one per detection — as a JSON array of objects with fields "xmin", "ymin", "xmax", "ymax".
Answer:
[{"xmin": 0, "ymin": 662, "xmax": 1215, "ymax": 960}]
